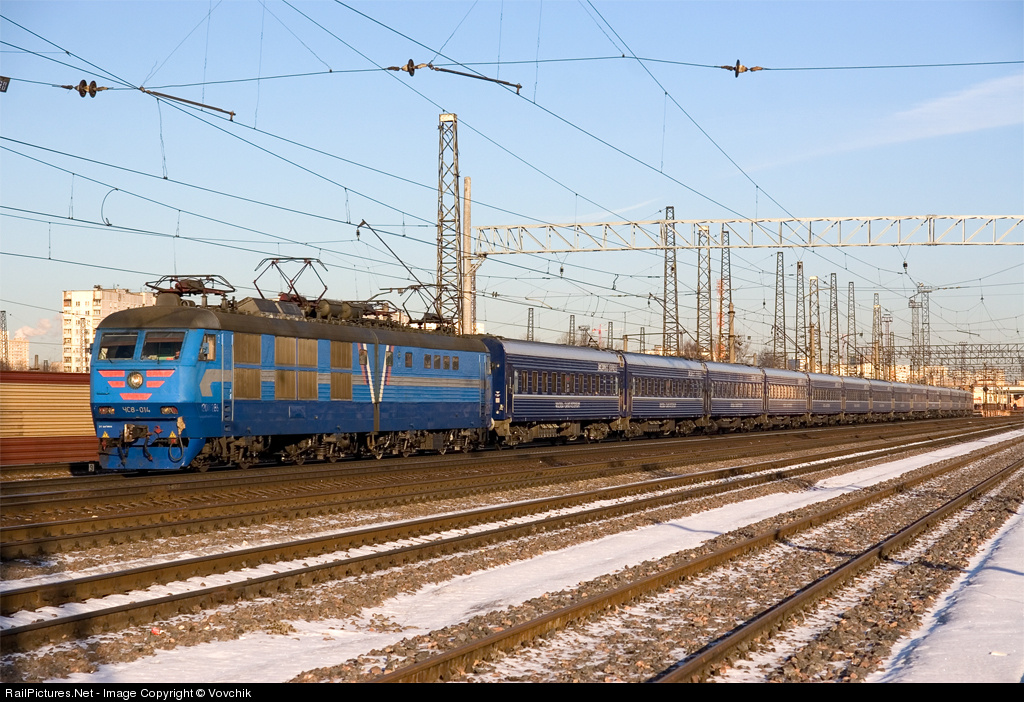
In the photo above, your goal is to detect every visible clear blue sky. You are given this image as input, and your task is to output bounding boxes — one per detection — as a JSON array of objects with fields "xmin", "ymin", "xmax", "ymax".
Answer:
[{"xmin": 1, "ymin": 1, "xmax": 1021, "ymax": 364}]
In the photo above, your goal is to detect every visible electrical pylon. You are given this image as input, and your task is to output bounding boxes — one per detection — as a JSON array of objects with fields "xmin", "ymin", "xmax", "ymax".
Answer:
[
  {"xmin": 773, "ymin": 251, "xmax": 785, "ymax": 368},
  {"xmin": 847, "ymin": 281, "xmax": 856, "ymax": 371},
  {"xmin": 662, "ymin": 206, "xmax": 681, "ymax": 356},
  {"xmin": 829, "ymin": 273, "xmax": 839, "ymax": 375},
  {"xmin": 436, "ymin": 113, "xmax": 462, "ymax": 330},
  {"xmin": 809, "ymin": 276, "xmax": 821, "ymax": 373},
  {"xmin": 719, "ymin": 225, "xmax": 733, "ymax": 362},
  {"xmin": 696, "ymin": 225, "xmax": 711, "ymax": 358},
  {"xmin": 795, "ymin": 261, "xmax": 806, "ymax": 369}
]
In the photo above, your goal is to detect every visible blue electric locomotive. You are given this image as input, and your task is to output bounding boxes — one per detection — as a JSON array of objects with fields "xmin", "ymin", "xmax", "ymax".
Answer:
[{"xmin": 92, "ymin": 290, "xmax": 490, "ymax": 471}]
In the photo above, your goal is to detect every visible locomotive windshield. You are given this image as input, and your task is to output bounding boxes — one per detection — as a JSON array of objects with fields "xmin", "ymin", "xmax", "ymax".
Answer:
[
  {"xmin": 141, "ymin": 331, "xmax": 185, "ymax": 360},
  {"xmin": 97, "ymin": 332, "xmax": 138, "ymax": 360}
]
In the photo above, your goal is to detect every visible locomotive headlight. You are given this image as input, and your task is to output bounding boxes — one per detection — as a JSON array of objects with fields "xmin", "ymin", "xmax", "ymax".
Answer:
[{"xmin": 127, "ymin": 371, "xmax": 144, "ymax": 389}]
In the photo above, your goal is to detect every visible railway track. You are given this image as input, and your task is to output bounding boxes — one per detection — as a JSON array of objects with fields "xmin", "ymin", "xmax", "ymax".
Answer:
[
  {"xmin": 0, "ymin": 421, "xmax": 1011, "ymax": 564},
  {"xmin": 2, "ymin": 419, "xmax": 1013, "ymax": 562},
  {"xmin": 1, "ymin": 421, "xmax": 1019, "ymax": 681},
  {"xmin": 0, "ymin": 422, "xmax": 1017, "ymax": 657},
  {"xmin": 361, "ymin": 438, "xmax": 1023, "ymax": 682}
]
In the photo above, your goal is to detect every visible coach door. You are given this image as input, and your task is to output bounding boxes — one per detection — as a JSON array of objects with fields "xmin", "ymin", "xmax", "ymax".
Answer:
[{"xmin": 480, "ymin": 354, "xmax": 490, "ymax": 426}]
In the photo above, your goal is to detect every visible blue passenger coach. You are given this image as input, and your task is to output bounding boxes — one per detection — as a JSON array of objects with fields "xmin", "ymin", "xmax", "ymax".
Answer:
[
  {"xmin": 482, "ymin": 338, "xmax": 623, "ymax": 444},
  {"xmin": 622, "ymin": 352, "xmax": 705, "ymax": 435}
]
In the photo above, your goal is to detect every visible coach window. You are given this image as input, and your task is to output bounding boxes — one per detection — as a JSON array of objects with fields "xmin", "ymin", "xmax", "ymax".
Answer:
[
  {"xmin": 452, "ymin": 356, "xmax": 459, "ymax": 371},
  {"xmin": 359, "ymin": 348, "xmax": 368, "ymax": 366},
  {"xmin": 405, "ymin": 352, "xmax": 413, "ymax": 368},
  {"xmin": 386, "ymin": 350, "xmax": 393, "ymax": 367},
  {"xmin": 424, "ymin": 354, "xmax": 431, "ymax": 369},
  {"xmin": 532, "ymin": 371, "xmax": 538, "ymax": 393},
  {"xmin": 199, "ymin": 334, "xmax": 216, "ymax": 361},
  {"xmin": 443, "ymin": 356, "xmax": 450, "ymax": 370},
  {"xmin": 434, "ymin": 355, "xmax": 441, "ymax": 369}
]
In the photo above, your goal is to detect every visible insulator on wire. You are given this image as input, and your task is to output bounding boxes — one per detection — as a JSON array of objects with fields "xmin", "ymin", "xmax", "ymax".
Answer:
[{"xmin": 72, "ymin": 79, "xmax": 102, "ymax": 97}]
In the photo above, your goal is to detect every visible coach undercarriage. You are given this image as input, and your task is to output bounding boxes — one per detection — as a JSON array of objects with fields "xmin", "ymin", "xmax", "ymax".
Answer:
[{"xmin": 491, "ymin": 409, "xmax": 960, "ymax": 448}]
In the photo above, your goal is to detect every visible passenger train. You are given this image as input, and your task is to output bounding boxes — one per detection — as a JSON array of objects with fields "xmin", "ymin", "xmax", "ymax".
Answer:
[{"xmin": 89, "ymin": 281, "xmax": 972, "ymax": 472}]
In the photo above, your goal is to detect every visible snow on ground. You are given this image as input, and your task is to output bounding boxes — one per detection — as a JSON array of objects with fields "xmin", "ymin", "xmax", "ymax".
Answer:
[
  {"xmin": 52, "ymin": 429, "xmax": 1022, "ymax": 683},
  {"xmin": 869, "ymin": 503, "xmax": 1024, "ymax": 683}
]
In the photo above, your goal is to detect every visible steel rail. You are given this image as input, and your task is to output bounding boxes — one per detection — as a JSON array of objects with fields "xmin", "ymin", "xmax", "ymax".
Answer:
[
  {"xmin": 658, "ymin": 455, "xmax": 1024, "ymax": 682},
  {"xmin": 2, "ymin": 421, "xmax": 1007, "ymax": 573},
  {"xmin": 0, "ymin": 430, "xmax": 848, "ymax": 556},
  {"xmin": 4, "ymin": 429, "xmax": 1011, "ymax": 652},
  {"xmin": 6, "ymin": 421, "xmax": 994, "ymax": 558},
  {"xmin": 368, "ymin": 439, "xmax": 1017, "ymax": 682},
  {"xmin": 4, "ymin": 417, "xmax": 1000, "ymax": 496}
]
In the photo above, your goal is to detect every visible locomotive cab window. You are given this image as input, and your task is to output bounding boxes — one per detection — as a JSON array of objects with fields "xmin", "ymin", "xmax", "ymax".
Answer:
[
  {"xmin": 141, "ymin": 332, "xmax": 185, "ymax": 360},
  {"xmin": 98, "ymin": 332, "xmax": 138, "ymax": 360}
]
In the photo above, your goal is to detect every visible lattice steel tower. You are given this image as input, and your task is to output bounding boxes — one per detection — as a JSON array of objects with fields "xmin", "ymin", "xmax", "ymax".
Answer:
[
  {"xmin": 719, "ymin": 225, "xmax": 733, "ymax": 363},
  {"xmin": 909, "ymin": 296, "xmax": 922, "ymax": 378},
  {"xmin": 919, "ymin": 283, "xmax": 932, "ymax": 367},
  {"xmin": 662, "ymin": 206, "xmax": 681, "ymax": 356},
  {"xmin": 809, "ymin": 276, "xmax": 822, "ymax": 373},
  {"xmin": 696, "ymin": 225, "xmax": 712, "ymax": 358},
  {"xmin": 436, "ymin": 113, "xmax": 463, "ymax": 330},
  {"xmin": 872, "ymin": 293, "xmax": 882, "ymax": 379},
  {"xmin": 527, "ymin": 308, "xmax": 535, "ymax": 342},
  {"xmin": 847, "ymin": 282, "xmax": 857, "ymax": 369},
  {"xmin": 773, "ymin": 252, "xmax": 786, "ymax": 368},
  {"xmin": 828, "ymin": 273, "xmax": 840, "ymax": 375},
  {"xmin": 795, "ymin": 261, "xmax": 806, "ymax": 369}
]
